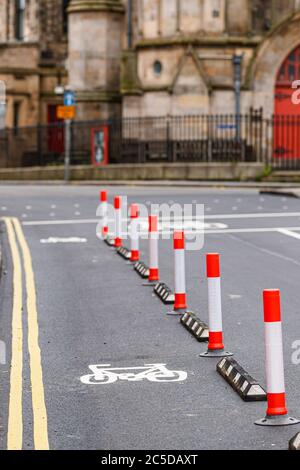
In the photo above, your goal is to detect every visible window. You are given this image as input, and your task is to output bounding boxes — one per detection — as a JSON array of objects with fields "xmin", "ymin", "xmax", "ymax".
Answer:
[
  {"xmin": 13, "ymin": 101, "xmax": 21, "ymax": 133},
  {"xmin": 63, "ymin": 0, "xmax": 70, "ymax": 34},
  {"xmin": 277, "ymin": 45, "xmax": 300, "ymax": 85},
  {"xmin": 251, "ymin": 0, "xmax": 272, "ymax": 34},
  {"xmin": 15, "ymin": 0, "xmax": 25, "ymax": 40},
  {"xmin": 153, "ymin": 61, "xmax": 163, "ymax": 76}
]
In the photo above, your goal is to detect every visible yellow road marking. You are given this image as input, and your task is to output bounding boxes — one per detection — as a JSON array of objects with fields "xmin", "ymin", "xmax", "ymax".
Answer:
[
  {"xmin": 13, "ymin": 218, "xmax": 49, "ymax": 450},
  {"xmin": 5, "ymin": 218, "xmax": 23, "ymax": 450}
]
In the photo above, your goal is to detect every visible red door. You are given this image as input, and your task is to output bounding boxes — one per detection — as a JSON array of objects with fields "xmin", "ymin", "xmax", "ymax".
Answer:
[
  {"xmin": 274, "ymin": 45, "xmax": 300, "ymax": 159},
  {"xmin": 47, "ymin": 105, "xmax": 64, "ymax": 153}
]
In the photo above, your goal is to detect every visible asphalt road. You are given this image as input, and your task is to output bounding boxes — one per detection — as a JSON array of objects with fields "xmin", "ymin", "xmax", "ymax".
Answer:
[{"xmin": 1, "ymin": 184, "xmax": 300, "ymax": 450}]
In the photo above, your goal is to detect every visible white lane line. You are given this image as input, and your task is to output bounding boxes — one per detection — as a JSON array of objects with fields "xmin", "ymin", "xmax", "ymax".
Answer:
[
  {"xmin": 206, "ymin": 212, "xmax": 300, "ymax": 220},
  {"xmin": 40, "ymin": 237, "xmax": 87, "ymax": 244},
  {"xmin": 277, "ymin": 229, "xmax": 300, "ymax": 240},
  {"xmin": 23, "ymin": 218, "xmax": 98, "ymax": 226},
  {"xmin": 229, "ymin": 234, "xmax": 300, "ymax": 268},
  {"xmin": 22, "ymin": 212, "xmax": 300, "ymax": 226},
  {"xmin": 205, "ymin": 226, "xmax": 300, "ymax": 235}
]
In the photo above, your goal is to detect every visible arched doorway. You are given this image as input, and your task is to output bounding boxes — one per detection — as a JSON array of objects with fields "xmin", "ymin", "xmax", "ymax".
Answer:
[{"xmin": 274, "ymin": 45, "xmax": 300, "ymax": 160}]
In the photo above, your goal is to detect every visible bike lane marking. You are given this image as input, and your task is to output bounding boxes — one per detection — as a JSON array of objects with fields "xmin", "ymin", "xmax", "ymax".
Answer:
[
  {"xmin": 80, "ymin": 364, "xmax": 188, "ymax": 385},
  {"xmin": 13, "ymin": 218, "xmax": 49, "ymax": 450},
  {"xmin": 4, "ymin": 218, "xmax": 23, "ymax": 450}
]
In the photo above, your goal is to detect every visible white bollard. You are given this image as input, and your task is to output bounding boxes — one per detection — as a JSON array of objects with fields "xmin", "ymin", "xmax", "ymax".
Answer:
[
  {"xmin": 114, "ymin": 196, "xmax": 122, "ymax": 248},
  {"xmin": 99, "ymin": 191, "xmax": 108, "ymax": 237},
  {"xmin": 200, "ymin": 253, "xmax": 233, "ymax": 358},
  {"xmin": 148, "ymin": 215, "xmax": 159, "ymax": 284},
  {"xmin": 173, "ymin": 230, "xmax": 187, "ymax": 311},
  {"xmin": 255, "ymin": 289, "xmax": 299, "ymax": 426},
  {"xmin": 130, "ymin": 204, "xmax": 139, "ymax": 262}
]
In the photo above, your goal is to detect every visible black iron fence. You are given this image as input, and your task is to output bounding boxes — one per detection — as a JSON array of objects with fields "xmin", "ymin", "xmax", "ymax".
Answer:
[{"xmin": 0, "ymin": 111, "xmax": 300, "ymax": 170}]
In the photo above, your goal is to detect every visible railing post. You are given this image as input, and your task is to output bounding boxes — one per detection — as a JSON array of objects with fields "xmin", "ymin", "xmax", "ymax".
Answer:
[
  {"xmin": 37, "ymin": 124, "xmax": 42, "ymax": 166},
  {"xmin": 207, "ymin": 115, "xmax": 212, "ymax": 162},
  {"xmin": 270, "ymin": 115, "xmax": 274, "ymax": 167},
  {"xmin": 166, "ymin": 117, "xmax": 172, "ymax": 162}
]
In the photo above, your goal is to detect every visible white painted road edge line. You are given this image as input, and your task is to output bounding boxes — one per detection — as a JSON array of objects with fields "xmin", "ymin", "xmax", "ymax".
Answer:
[{"xmin": 277, "ymin": 229, "xmax": 300, "ymax": 240}]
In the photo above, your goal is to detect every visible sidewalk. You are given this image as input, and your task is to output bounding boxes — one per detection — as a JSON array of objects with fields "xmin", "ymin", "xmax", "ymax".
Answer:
[
  {"xmin": 1, "ymin": 179, "xmax": 300, "ymax": 191},
  {"xmin": 260, "ymin": 187, "xmax": 300, "ymax": 198}
]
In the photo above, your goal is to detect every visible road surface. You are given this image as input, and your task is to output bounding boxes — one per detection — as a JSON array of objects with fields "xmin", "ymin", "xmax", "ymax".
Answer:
[{"xmin": 0, "ymin": 184, "xmax": 300, "ymax": 450}]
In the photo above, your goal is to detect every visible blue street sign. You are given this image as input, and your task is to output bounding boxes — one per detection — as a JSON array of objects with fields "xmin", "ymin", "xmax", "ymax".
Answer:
[{"xmin": 64, "ymin": 90, "xmax": 75, "ymax": 106}]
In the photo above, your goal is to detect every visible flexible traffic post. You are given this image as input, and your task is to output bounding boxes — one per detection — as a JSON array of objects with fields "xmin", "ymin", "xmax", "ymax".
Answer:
[
  {"xmin": 147, "ymin": 215, "xmax": 159, "ymax": 285},
  {"xmin": 200, "ymin": 253, "xmax": 233, "ymax": 358},
  {"xmin": 114, "ymin": 196, "xmax": 122, "ymax": 248},
  {"xmin": 167, "ymin": 230, "xmax": 188, "ymax": 315},
  {"xmin": 130, "ymin": 204, "xmax": 139, "ymax": 262},
  {"xmin": 255, "ymin": 289, "xmax": 299, "ymax": 426},
  {"xmin": 100, "ymin": 190, "xmax": 108, "ymax": 237},
  {"xmin": 174, "ymin": 231, "xmax": 187, "ymax": 311}
]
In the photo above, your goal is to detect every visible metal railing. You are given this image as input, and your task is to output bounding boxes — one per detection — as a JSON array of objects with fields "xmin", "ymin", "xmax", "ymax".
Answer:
[{"xmin": 0, "ymin": 111, "xmax": 299, "ymax": 170}]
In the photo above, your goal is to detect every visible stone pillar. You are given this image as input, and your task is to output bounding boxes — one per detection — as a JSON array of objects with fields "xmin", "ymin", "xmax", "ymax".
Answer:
[{"xmin": 67, "ymin": 0, "xmax": 125, "ymax": 121}]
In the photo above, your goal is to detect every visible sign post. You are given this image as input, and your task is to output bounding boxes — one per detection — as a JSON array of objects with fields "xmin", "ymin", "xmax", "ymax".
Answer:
[
  {"xmin": 64, "ymin": 119, "xmax": 71, "ymax": 182},
  {"xmin": 232, "ymin": 54, "xmax": 243, "ymax": 142},
  {"xmin": 57, "ymin": 89, "xmax": 76, "ymax": 182}
]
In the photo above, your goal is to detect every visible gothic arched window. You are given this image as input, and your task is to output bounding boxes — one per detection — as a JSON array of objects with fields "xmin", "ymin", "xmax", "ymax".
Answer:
[
  {"xmin": 15, "ymin": 0, "xmax": 25, "ymax": 40},
  {"xmin": 277, "ymin": 45, "xmax": 300, "ymax": 86}
]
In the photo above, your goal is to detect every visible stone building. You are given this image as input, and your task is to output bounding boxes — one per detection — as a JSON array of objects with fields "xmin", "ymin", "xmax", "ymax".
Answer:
[
  {"xmin": 0, "ymin": 0, "xmax": 300, "ymax": 127},
  {"xmin": 122, "ymin": 0, "xmax": 300, "ymax": 119},
  {"xmin": 0, "ymin": 0, "xmax": 69, "ymax": 127}
]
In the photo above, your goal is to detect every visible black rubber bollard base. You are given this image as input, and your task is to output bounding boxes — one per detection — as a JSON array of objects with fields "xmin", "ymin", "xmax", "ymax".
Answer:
[
  {"xmin": 255, "ymin": 415, "xmax": 300, "ymax": 427},
  {"xmin": 167, "ymin": 309, "xmax": 187, "ymax": 316},
  {"xmin": 200, "ymin": 349, "xmax": 233, "ymax": 358}
]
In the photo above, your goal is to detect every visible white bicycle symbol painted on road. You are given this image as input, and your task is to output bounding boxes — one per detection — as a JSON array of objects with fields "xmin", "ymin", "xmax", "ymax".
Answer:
[{"xmin": 80, "ymin": 363, "xmax": 187, "ymax": 385}]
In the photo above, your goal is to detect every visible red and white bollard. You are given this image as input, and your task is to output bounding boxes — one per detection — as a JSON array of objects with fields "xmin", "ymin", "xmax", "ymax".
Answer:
[
  {"xmin": 114, "ymin": 196, "xmax": 122, "ymax": 248},
  {"xmin": 130, "ymin": 204, "xmax": 140, "ymax": 262},
  {"xmin": 255, "ymin": 289, "xmax": 299, "ymax": 426},
  {"xmin": 200, "ymin": 253, "xmax": 233, "ymax": 358},
  {"xmin": 168, "ymin": 231, "xmax": 187, "ymax": 315},
  {"xmin": 145, "ymin": 215, "xmax": 159, "ymax": 285},
  {"xmin": 100, "ymin": 190, "xmax": 108, "ymax": 237}
]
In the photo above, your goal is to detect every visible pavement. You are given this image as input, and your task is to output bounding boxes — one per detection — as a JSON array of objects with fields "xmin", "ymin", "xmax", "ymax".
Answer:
[
  {"xmin": 1, "ymin": 184, "xmax": 300, "ymax": 450},
  {"xmin": 1, "ymin": 179, "xmax": 300, "ymax": 189}
]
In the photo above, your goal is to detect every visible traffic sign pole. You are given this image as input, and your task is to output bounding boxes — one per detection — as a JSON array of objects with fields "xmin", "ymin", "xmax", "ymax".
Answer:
[
  {"xmin": 64, "ymin": 119, "xmax": 71, "ymax": 182},
  {"xmin": 62, "ymin": 89, "xmax": 75, "ymax": 182}
]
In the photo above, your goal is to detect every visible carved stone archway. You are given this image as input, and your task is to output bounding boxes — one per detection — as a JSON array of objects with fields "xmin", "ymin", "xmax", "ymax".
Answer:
[{"xmin": 247, "ymin": 11, "xmax": 300, "ymax": 116}]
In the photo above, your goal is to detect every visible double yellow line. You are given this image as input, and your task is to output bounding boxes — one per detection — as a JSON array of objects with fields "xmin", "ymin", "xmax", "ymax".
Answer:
[{"xmin": 4, "ymin": 217, "xmax": 49, "ymax": 450}]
